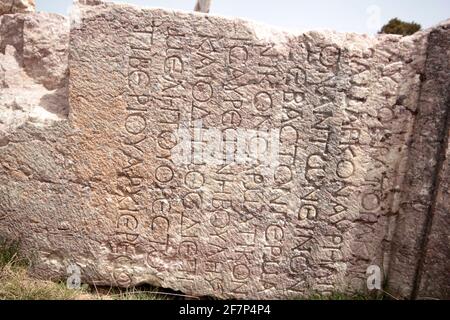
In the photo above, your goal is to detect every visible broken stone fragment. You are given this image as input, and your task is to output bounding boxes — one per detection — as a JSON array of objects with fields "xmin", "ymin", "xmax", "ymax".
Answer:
[{"xmin": 0, "ymin": 0, "xmax": 35, "ymax": 15}]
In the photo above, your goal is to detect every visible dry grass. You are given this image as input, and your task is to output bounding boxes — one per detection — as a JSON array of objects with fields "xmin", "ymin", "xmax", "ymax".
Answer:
[
  {"xmin": 0, "ymin": 265, "xmax": 85, "ymax": 300},
  {"xmin": 0, "ymin": 238, "xmax": 178, "ymax": 300},
  {"xmin": 0, "ymin": 238, "xmax": 88, "ymax": 300},
  {"xmin": 0, "ymin": 261, "xmax": 171, "ymax": 300},
  {"xmin": 0, "ymin": 238, "xmax": 380, "ymax": 300}
]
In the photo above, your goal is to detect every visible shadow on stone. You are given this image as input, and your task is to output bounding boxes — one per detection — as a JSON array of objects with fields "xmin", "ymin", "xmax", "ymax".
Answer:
[{"xmin": 39, "ymin": 85, "xmax": 69, "ymax": 119}]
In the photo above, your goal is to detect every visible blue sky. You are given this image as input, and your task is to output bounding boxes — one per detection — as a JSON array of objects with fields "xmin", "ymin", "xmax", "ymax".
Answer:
[{"xmin": 36, "ymin": 0, "xmax": 449, "ymax": 34}]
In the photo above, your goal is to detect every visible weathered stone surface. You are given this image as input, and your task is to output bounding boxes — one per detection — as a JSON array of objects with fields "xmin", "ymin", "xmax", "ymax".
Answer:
[
  {"xmin": 387, "ymin": 23, "xmax": 450, "ymax": 299},
  {"xmin": 0, "ymin": 0, "xmax": 35, "ymax": 15},
  {"xmin": 0, "ymin": 2, "xmax": 448, "ymax": 299},
  {"xmin": 417, "ymin": 136, "xmax": 450, "ymax": 299},
  {"xmin": 0, "ymin": 12, "xmax": 69, "ymax": 139}
]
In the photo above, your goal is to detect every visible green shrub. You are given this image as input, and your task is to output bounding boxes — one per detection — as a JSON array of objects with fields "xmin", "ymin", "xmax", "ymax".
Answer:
[{"xmin": 380, "ymin": 18, "xmax": 421, "ymax": 36}]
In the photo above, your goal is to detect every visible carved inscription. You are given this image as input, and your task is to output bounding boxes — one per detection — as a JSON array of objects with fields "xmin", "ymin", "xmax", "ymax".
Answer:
[{"xmin": 69, "ymin": 6, "xmax": 420, "ymax": 299}]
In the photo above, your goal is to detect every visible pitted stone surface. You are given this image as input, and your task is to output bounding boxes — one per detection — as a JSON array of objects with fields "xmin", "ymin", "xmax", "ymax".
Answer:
[{"xmin": 0, "ymin": 2, "xmax": 448, "ymax": 299}]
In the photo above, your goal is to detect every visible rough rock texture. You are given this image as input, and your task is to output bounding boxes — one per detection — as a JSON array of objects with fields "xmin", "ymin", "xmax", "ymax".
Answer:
[
  {"xmin": 0, "ymin": 2, "xmax": 448, "ymax": 299},
  {"xmin": 0, "ymin": 12, "xmax": 69, "ymax": 139},
  {"xmin": 387, "ymin": 24, "xmax": 450, "ymax": 300},
  {"xmin": 0, "ymin": 0, "xmax": 35, "ymax": 15}
]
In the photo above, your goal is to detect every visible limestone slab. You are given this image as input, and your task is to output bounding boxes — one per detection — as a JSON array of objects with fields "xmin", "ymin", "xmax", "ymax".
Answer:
[{"xmin": 0, "ymin": 2, "xmax": 448, "ymax": 299}]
